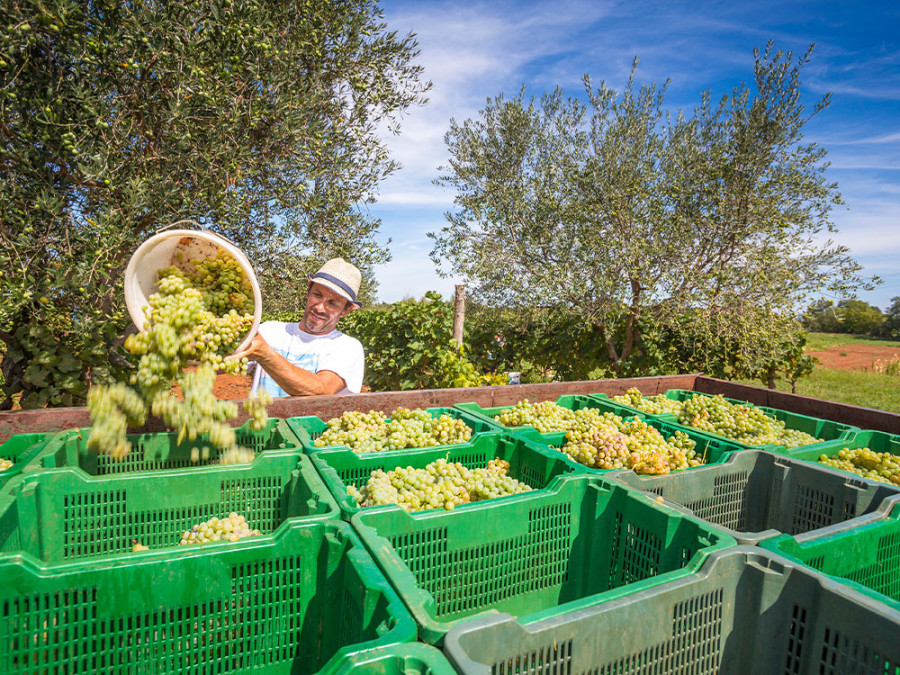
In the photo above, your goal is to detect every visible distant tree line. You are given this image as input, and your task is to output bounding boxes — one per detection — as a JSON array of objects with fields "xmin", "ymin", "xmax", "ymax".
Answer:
[{"xmin": 803, "ymin": 298, "xmax": 900, "ymax": 340}]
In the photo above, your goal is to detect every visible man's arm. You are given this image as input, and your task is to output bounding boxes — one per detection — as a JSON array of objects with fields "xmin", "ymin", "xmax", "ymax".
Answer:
[{"xmin": 229, "ymin": 334, "xmax": 346, "ymax": 396}]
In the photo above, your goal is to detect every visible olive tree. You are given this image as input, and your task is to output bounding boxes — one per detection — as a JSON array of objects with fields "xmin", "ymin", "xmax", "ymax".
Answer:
[
  {"xmin": 431, "ymin": 44, "xmax": 874, "ymax": 376},
  {"xmin": 0, "ymin": 0, "xmax": 428, "ymax": 407}
]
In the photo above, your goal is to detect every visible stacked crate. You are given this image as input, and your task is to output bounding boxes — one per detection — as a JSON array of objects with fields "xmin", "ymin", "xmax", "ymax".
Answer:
[
  {"xmin": 0, "ymin": 423, "xmax": 419, "ymax": 674},
  {"xmin": 2, "ymin": 387, "xmax": 900, "ymax": 673}
]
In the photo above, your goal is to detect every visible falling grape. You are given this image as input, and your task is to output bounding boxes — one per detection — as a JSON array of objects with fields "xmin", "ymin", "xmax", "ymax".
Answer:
[
  {"xmin": 87, "ymin": 248, "xmax": 269, "ymax": 461},
  {"xmin": 86, "ymin": 383, "xmax": 148, "ymax": 460}
]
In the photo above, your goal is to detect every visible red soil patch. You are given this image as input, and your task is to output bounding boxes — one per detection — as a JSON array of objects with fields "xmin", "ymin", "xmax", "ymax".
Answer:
[
  {"xmin": 806, "ymin": 344, "xmax": 900, "ymax": 371},
  {"xmin": 213, "ymin": 373, "xmax": 253, "ymax": 400}
]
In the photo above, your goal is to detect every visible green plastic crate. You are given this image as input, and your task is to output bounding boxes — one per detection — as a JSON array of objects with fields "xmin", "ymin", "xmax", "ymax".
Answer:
[
  {"xmin": 350, "ymin": 475, "xmax": 735, "ymax": 645},
  {"xmin": 757, "ymin": 404, "xmax": 860, "ymax": 445},
  {"xmin": 453, "ymin": 394, "xmax": 639, "ymax": 434},
  {"xmin": 288, "ymin": 407, "xmax": 498, "ymax": 455},
  {"xmin": 773, "ymin": 429, "xmax": 900, "ymax": 484},
  {"xmin": 0, "ymin": 450, "xmax": 338, "ymax": 562},
  {"xmin": 513, "ymin": 415, "xmax": 755, "ymax": 475},
  {"xmin": 0, "ymin": 432, "xmax": 55, "ymax": 490},
  {"xmin": 31, "ymin": 418, "xmax": 302, "ymax": 475},
  {"xmin": 0, "ymin": 520, "xmax": 417, "ymax": 675},
  {"xmin": 442, "ymin": 546, "xmax": 900, "ymax": 674},
  {"xmin": 310, "ymin": 430, "xmax": 578, "ymax": 520},
  {"xmin": 761, "ymin": 499, "xmax": 900, "ymax": 613},
  {"xmin": 606, "ymin": 450, "xmax": 900, "ymax": 545},
  {"xmin": 326, "ymin": 643, "xmax": 457, "ymax": 674}
]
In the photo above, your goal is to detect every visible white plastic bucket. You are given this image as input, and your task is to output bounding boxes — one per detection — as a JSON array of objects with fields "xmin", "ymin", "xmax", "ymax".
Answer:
[{"xmin": 123, "ymin": 227, "xmax": 262, "ymax": 354}]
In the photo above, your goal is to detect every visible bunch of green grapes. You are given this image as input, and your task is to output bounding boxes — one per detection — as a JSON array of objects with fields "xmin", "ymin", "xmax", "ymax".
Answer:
[
  {"xmin": 0, "ymin": 458, "xmax": 12, "ymax": 472},
  {"xmin": 86, "ymin": 383, "xmax": 149, "ymax": 460},
  {"xmin": 563, "ymin": 423, "xmax": 632, "ymax": 470},
  {"xmin": 314, "ymin": 407, "xmax": 472, "ymax": 453},
  {"xmin": 495, "ymin": 399, "xmax": 577, "ymax": 431},
  {"xmin": 124, "ymin": 260, "xmax": 253, "ymax": 399},
  {"xmin": 189, "ymin": 251, "xmax": 255, "ymax": 316},
  {"xmin": 611, "ymin": 388, "xmax": 684, "ymax": 416},
  {"xmin": 347, "ymin": 457, "xmax": 532, "ymax": 512},
  {"xmin": 179, "ymin": 512, "xmax": 260, "ymax": 545},
  {"xmin": 88, "ymin": 248, "xmax": 267, "ymax": 461},
  {"xmin": 561, "ymin": 415, "xmax": 702, "ymax": 475},
  {"xmin": 493, "ymin": 399, "xmax": 620, "ymax": 434},
  {"xmin": 818, "ymin": 448, "xmax": 900, "ymax": 486},
  {"xmin": 678, "ymin": 394, "xmax": 820, "ymax": 448}
]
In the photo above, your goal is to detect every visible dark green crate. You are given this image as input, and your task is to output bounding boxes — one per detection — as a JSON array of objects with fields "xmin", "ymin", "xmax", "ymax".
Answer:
[
  {"xmin": 443, "ymin": 546, "xmax": 900, "ymax": 674},
  {"xmin": 32, "ymin": 418, "xmax": 302, "ymax": 475},
  {"xmin": 0, "ymin": 433, "xmax": 55, "ymax": 490},
  {"xmin": 351, "ymin": 475, "xmax": 735, "ymax": 645},
  {"xmin": 326, "ymin": 643, "xmax": 457, "ymax": 674},
  {"xmin": 0, "ymin": 520, "xmax": 417, "ymax": 675},
  {"xmin": 311, "ymin": 430, "xmax": 578, "ymax": 520},
  {"xmin": 772, "ymin": 429, "xmax": 900, "ymax": 485},
  {"xmin": 454, "ymin": 394, "xmax": 639, "ymax": 434},
  {"xmin": 606, "ymin": 450, "xmax": 900, "ymax": 545},
  {"xmin": 0, "ymin": 451, "xmax": 338, "ymax": 562},
  {"xmin": 514, "ymin": 415, "xmax": 754, "ymax": 475},
  {"xmin": 761, "ymin": 499, "xmax": 900, "ymax": 612},
  {"xmin": 288, "ymin": 407, "xmax": 498, "ymax": 455},
  {"xmin": 757, "ymin": 404, "xmax": 860, "ymax": 444}
]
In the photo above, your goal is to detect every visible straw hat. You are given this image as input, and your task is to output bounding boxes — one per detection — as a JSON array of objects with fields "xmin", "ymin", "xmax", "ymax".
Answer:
[{"xmin": 308, "ymin": 258, "xmax": 362, "ymax": 307}]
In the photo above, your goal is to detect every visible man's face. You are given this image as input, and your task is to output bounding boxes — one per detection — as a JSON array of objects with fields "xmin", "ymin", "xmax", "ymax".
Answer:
[{"xmin": 301, "ymin": 282, "xmax": 353, "ymax": 334}]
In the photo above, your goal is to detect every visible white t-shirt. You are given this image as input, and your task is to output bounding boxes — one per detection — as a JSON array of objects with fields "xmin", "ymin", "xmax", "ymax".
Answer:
[{"xmin": 249, "ymin": 321, "xmax": 364, "ymax": 397}]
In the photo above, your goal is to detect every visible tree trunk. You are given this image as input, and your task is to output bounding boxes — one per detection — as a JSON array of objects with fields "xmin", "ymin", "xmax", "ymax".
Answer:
[{"xmin": 452, "ymin": 284, "xmax": 466, "ymax": 348}]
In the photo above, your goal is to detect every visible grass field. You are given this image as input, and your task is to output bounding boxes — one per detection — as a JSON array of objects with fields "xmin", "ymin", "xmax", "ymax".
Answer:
[
  {"xmin": 738, "ymin": 332, "xmax": 900, "ymax": 414},
  {"xmin": 803, "ymin": 332, "xmax": 900, "ymax": 351},
  {"xmin": 741, "ymin": 368, "xmax": 900, "ymax": 414}
]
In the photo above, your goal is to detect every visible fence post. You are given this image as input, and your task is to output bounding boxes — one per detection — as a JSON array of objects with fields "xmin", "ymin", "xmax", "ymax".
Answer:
[{"xmin": 453, "ymin": 284, "xmax": 466, "ymax": 348}]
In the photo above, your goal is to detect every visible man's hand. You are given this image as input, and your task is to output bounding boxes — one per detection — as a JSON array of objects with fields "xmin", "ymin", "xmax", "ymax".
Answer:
[
  {"xmin": 227, "ymin": 332, "xmax": 270, "ymax": 363},
  {"xmin": 228, "ymin": 331, "xmax": 346, "ymax": 396}
]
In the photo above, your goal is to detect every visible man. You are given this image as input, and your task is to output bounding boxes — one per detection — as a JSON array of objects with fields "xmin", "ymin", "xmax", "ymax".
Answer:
[{"xmin": 231, "ymin": 258, "xmax": 364, "ymax": 397}]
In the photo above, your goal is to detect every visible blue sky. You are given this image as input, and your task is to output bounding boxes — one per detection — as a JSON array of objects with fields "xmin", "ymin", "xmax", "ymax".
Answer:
[{"xmin": 367, "ymin": 0, "xmax": 900, "ymax": 312}]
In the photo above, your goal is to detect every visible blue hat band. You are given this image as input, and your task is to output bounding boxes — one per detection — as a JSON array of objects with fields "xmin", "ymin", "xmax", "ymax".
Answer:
[{"xmin": 310, "ymin": 271, "xmax": 358, "ymax": 302}]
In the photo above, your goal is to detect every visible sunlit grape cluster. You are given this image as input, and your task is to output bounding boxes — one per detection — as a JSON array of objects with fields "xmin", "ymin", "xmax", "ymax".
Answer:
[
  {"xmin": 562, "ymin": 416, "xmax": 702, "ymax": 475},
  {"xmin": 86, "ymin": 382, "xmax": 148, "ymax": 460},
  {"xmin": 612, "ymin": 388, "xmax": 683, "ymax": 415},
  {"xmin": 179, "ymin": 512, "xmax": 260, "ymax": 545},
  {"xmin": 678, "ymin": 394, "xmax": 820, "ymax": 448},
  {"xmin": 494, "ymin": 399, "xmax": 619, "ymax": 433},
  {"xmin": 818, "ymin": 447, "xmax": 900, "ymax": 486},
  {"xmin": 0, "ymin": 458, "xmax": 12, "ymax": 472},
  {"xmin": 243, "ymin": 390, "xmax": 273, "ymax": 431},
  {"xmin": 124, "ymin": 254, "xmax": 254, "ymax": 400},
  {"xmin": 347, "ymin": 458, "xmax": 532, "ymax": 512},
  {"xmin": 87, "ymin": 248, "xmax": 269, "ymax": 462},
  {"xmin": 314, "ymin": 407, "xmax": 473, "ymax": 453}
]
